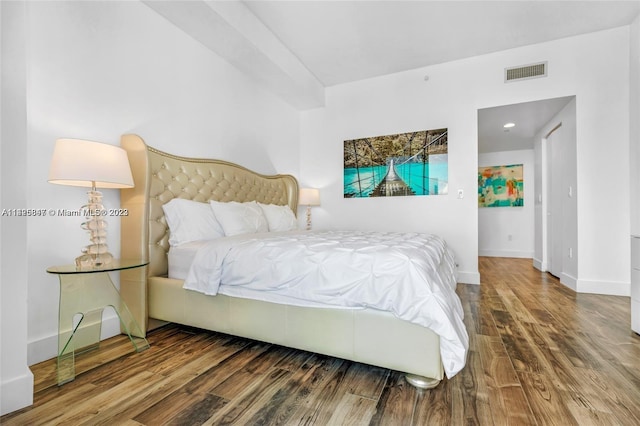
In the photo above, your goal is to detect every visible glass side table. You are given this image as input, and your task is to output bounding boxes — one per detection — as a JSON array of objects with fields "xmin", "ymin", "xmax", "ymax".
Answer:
[{"xmin": 47, "ymin": 259, "xmax": 150, "ymax": 385}]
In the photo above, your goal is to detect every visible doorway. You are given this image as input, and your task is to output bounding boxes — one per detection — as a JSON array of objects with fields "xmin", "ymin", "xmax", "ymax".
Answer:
[{"xmin": 477, "ymin": 96, "xmax": 576, "ymax": 280}]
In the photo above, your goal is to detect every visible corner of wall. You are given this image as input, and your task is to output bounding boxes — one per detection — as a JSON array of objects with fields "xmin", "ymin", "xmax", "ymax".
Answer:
[
  {"xmin": 457, "ymin": 270, "xmax": 481, "ymax": 285},
  {"xmin": 532, "ymin": 257, "xmax": 547, "ymax": 272},
  {"xmin": 1, "ymin": 0, "xmax": 34, "ymax": 415},
  {"xmin": 630, "ymin": 13, "xmax": 640, "ymax": 236},
  {"xmin": 1, "ymin": 373, "xmax": 34, "ymax": 417}
]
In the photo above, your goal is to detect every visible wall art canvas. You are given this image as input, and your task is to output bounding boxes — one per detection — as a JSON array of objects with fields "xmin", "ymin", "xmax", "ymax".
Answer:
[
  {"xmin": 478, "ymin": 164, "xmax": 524, "ymax": 207},
  {"xmin": 343, "ymin": 128, "xmax": 448, "ymax": 198}
]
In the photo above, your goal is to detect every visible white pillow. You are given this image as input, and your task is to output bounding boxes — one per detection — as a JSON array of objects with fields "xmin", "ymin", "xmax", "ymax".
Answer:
[
  {"xmin": 209, "ymin": 200, "xmax": 269, "ymax": 236},
  {"xmin": 258, "ymin": 203, "xmax": 298, "ymax": 232},
  {"xmin": 162, "ymin": 198, "xmax": 225, "ymax": 246}
]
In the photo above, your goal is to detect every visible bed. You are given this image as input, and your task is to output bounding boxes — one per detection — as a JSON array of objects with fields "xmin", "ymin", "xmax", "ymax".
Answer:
[{"xmin": 119, "ymin": 134, "xmax": 468, "ymax": 388}]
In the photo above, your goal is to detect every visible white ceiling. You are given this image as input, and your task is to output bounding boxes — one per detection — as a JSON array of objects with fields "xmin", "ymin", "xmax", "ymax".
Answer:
[
  {"xmin": 244, "ymin": 1, "xmax": 640, "ymax": 86},
  {"xmin": 478, "ymin": 97, "xmax": 574, "ymax": 154},
  {"xmin": 147, "ymin": 1, "xmax": 640, "ymax": 151},
  {"xmin": 240, "ymin": 1, "xmax": 639, "ymax": 153}
]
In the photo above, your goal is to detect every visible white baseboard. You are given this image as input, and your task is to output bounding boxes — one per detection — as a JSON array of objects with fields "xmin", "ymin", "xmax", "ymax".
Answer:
[
  {"xmin": 532, "ymin": 257, "xmax": 547, "ymax": 272},
  {"xmin": 576, "ymin": 278, "xmax": 630, "ymax": 296},
  {"xmin": 27, "ymin": 313, "xmax": 121, "ymax": 365},
  {"xmin": 0, "ymin": 369, "xmax": 33, "ymax": 416},
  {"xmin": 560, "ymin": 273, "xmax": 577, "ymax": 291},
  {"xmin": 457, "ymin": 270, "xmax": 480, "ymax": 285},
  {"xmin": 514, "ymin": 252, "xmax": 633, "ymax": 296},
  {"xmin": 478, "ymin": 249, "xmax": 534, "ymax": 259},
  {"xmin": 28, "ymin": 333, "xmax": 57, "ymax": 366}
]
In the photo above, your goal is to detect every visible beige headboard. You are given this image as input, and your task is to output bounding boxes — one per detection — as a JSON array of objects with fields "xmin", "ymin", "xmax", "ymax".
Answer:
[{"xmin": 119, "ymin": 134, "xmax": 299, "ymax": 334}]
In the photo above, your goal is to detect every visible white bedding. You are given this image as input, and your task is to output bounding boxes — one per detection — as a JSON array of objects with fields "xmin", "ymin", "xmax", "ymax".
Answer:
[
  {"xmin": 169, "ymin": 240, "xmax": 205, "ymax": 280},
  {"xmin": 169, "ymin": 238, "xmax": 354, "ymax": 309},
  {"xmin": 181, "ymin": 230, "xmax": 468, "ymax": 377}
]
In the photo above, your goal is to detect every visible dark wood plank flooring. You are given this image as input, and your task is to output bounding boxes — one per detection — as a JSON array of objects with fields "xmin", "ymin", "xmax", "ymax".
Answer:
[{"xmin": 3, "ymin": 257, "xmax": 639, "ymax": 425}]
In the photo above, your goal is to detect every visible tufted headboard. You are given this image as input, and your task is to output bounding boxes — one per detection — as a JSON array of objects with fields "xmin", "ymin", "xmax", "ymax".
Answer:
[{"xmin": 119, "ymin": 134, "xmax": 299, "ymax": 334}]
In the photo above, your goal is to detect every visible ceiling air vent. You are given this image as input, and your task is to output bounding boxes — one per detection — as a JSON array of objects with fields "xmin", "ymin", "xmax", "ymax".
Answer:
[{"xmin": 505, "ymin": 62, "xmax": 547, "ymax": 82}]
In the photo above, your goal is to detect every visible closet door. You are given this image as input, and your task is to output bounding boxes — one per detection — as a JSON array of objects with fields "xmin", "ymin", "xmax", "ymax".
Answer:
[{"xmin": 547, "ymin": 126, "xmax": 563, "ymax": 278}]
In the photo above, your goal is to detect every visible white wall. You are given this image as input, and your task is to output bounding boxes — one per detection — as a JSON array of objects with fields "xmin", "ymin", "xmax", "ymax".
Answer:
[
  {"xmin": 573, "ymin": 33, "xmax": 631, "ymax": 296},
  {"xmin": 478, "ymin": 150, "xmax": 534, "ymax": 258},
  {"xmin": 631, "ymin": 15, "xmax": 640, "ymax": 237},
  {"xmin": 630, "ymin": 14, "xmax": 640, "ymax": 334},
  {"xmin": 14, "ymin": 1, "xmax": 299, "ymax": 372},
  {"xmin": 300, "ymin": 77, "xmax": 482, "ymax": 285},
  {"xmin": 300, "ymin": 27, "xmax": 630, "ymax": 289},
  {"xmin": 0, "ymin": 1, "xmax": 33, "ymax": 416}
]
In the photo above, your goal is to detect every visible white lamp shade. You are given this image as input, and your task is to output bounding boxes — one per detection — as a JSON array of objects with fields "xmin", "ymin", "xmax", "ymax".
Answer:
[
  {"xmin": 299, "ymin": 188, "xmax": 320, "ymax": 206},
  {"xmin": 48, "ymin": 139, "xmax": 134, "ymax": 188}
]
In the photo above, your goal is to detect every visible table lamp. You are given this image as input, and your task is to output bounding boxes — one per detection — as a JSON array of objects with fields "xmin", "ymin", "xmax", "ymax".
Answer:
[
  {"xmin": 299, "ymin": 188, "xmax": 320, "ymax": 231},
  {"xmin": 48, "ymin": 139, "xmax": 134, "ymax": 268}
]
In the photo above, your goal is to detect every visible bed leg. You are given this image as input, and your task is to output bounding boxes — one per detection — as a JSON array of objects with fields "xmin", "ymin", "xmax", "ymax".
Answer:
[{"xmin": 405, "ymin": 374, "xmax": 441, "ymax": 389}]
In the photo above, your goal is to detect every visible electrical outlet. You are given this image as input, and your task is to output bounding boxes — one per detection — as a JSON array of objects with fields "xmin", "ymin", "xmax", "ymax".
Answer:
[
  {"xmin": 457, "ymin": 189, "xmax": 464, "ymax": 199},
  {"xmin": 508, "ymin": 234, "xmax": 512, "ymax": 241}
]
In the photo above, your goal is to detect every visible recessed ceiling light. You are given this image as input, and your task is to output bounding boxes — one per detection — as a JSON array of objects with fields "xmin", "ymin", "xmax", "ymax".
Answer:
[{"xmin": 503, "ymin": 122, "xmax": 516, "ymax": 128}]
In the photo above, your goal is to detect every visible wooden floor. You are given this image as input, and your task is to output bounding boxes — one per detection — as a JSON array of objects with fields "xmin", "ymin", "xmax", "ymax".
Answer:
[{"xmin": 3, "ymin": 257, "xmax": 640, "ymax": 425}]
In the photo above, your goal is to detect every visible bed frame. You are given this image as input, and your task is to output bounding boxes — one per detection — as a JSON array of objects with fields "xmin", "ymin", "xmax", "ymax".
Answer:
[{"xmin": 119, "ymin": 134, "xmax": 444, "ymax": 388}]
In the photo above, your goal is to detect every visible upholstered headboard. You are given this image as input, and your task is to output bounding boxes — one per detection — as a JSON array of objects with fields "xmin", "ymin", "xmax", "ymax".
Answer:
[{"xmin": 119, "ymin": 134, "xmax": 299, "ymax": 334}]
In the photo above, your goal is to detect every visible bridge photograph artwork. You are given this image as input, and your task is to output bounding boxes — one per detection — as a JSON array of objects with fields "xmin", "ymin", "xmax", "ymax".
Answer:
[{"xmin": 343, "ymin": 128, "xmax": 448, "ymax": 198}]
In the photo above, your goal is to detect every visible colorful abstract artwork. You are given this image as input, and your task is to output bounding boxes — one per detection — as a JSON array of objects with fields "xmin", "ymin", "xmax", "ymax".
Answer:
[
  {"xmin": 478, "ymin": 164, "xmax": 524, "ymax": 207},
  {"xmin": 343, "ymin": 128, "xmax": 448, "ymax": 198}
]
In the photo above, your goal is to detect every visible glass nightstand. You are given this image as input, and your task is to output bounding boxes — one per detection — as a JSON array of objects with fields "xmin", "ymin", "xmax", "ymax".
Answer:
[{"xmin": 47, "ymin": 259, "xmax": 150, "ymax": 385}]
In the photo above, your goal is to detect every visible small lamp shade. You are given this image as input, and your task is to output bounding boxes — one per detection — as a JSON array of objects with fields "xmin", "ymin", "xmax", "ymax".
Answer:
[
  {"xmin": 48, "ymin": 139, "xmax": 134, "ymax": 189},
  {"xmin": 299, "ymin": 188, "xmax": 320, "ymax": 206}
]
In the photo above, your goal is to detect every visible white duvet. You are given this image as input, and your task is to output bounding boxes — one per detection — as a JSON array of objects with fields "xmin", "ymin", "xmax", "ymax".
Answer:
[{"xmin": 183, "ymin": 230, "xmax": 468, "ymax": 377}]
